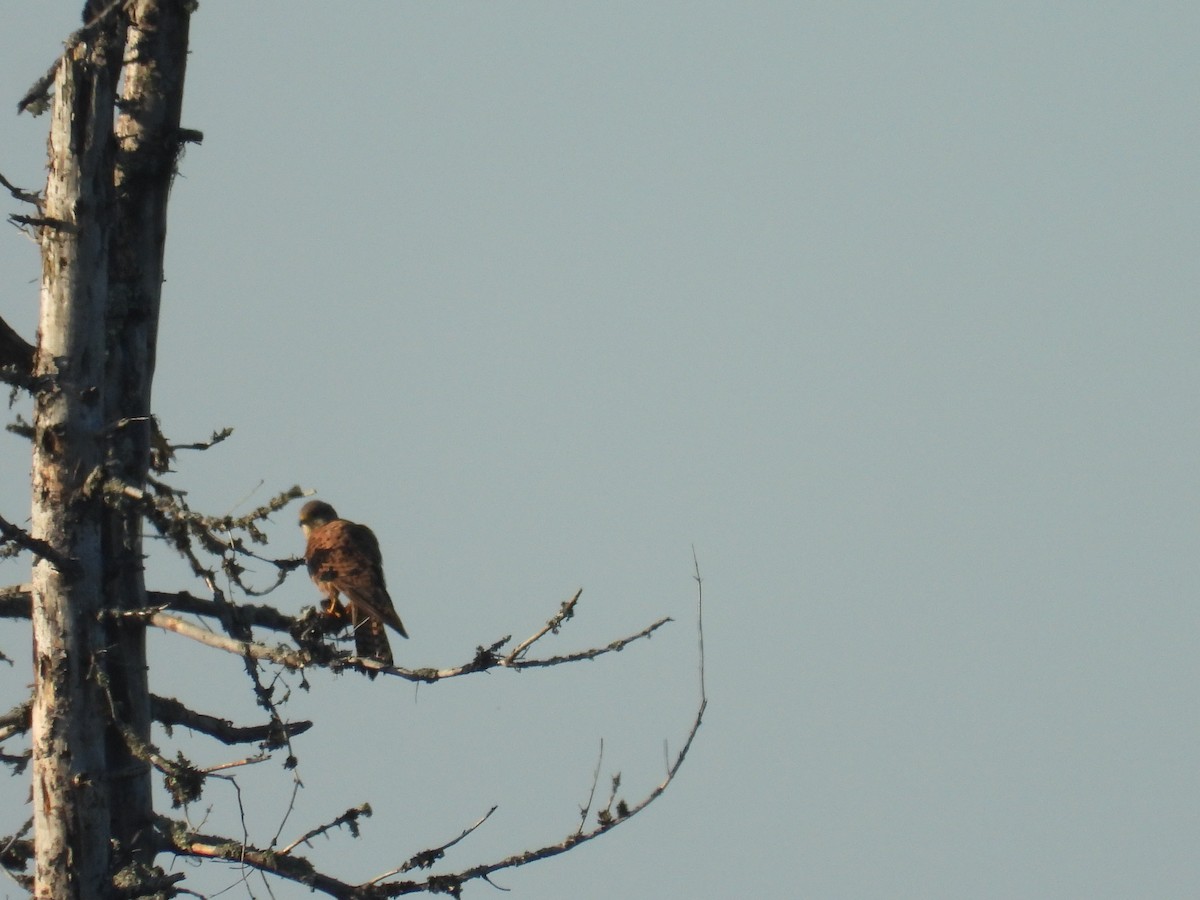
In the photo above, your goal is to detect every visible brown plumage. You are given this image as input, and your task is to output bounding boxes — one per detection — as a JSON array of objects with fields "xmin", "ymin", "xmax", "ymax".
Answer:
[{"xmin": 299, "ymin": 500, "xmax": 407, "ymax": 668}]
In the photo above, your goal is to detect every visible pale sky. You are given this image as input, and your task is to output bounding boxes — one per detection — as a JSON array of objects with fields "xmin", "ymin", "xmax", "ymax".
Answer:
[{"xmin": 1, "ymin": 3, "xmax": 1198, "ymax": 898}]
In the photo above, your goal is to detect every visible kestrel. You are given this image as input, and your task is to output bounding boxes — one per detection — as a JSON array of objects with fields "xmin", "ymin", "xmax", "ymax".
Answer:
[{"xmin": 299, "ymin": 500, "xmax": 408, "ymax": 668}]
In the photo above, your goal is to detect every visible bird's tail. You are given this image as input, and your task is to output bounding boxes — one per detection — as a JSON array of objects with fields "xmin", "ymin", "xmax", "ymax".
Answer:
[
  {"xmin": 346, "ymin": 587, "xmax": 408, "ymax": 639},
  {"xmin": 350, "ymin": 608, "xmax": 394, "ymax": 668}
]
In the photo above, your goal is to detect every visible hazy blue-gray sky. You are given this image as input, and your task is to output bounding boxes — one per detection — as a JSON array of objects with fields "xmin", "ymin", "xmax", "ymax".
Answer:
[{"xmin": 2, "ymin": 3, "xmax": 1198, "ymax": 898}]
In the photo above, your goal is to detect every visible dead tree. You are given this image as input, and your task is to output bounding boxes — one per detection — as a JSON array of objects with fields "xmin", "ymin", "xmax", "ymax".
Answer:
[
  {"xmin": 1, "ymin": 3, "xmax": 704, "ymax": 898},
  {"xmin": 28, "ymin": 8, "xmax": 126, "ymax": 898}
]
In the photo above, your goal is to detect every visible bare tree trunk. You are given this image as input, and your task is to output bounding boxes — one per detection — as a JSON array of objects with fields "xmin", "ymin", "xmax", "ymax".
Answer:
[
  {"xmin": 30, "ymin": 24, "xmax": 124, "ymax": 900},
  {"xmin": 27, "ymin": 3, "xmax": 194, "ymax": 893},
  {"xmin": 103, "ymin": 0, "xmax": 195, "ymax": 868}
]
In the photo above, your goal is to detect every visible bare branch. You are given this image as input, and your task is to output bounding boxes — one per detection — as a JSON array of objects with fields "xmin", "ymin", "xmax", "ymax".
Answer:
[
  {"xmin": 0, "ymin": 586, "xmax": 25, "ymax": 622},
  {"xmin": 200, "ymin": 753, "xmax": 268, "ymax": 775},
  {"xmin": 0, "ymin": 171, "xmax": 40, "ymax": 205},
  {"xmin": 0, "ymin": 700, "xmax": 31, "ymax": 743},
  {"xmin": 17, "ymin": 0, "xmax": 127, "ymax": 115},
  {"xmin": 168, "ymin": 426, "xmax": 234, "ymax": 453},
  {"xmin": 190, "ymin": 574, "xmax": 310, "ymax": 784},
  {"xmin": 693, "ymin": 544, "xmax": 707, "ymax": 705},
  {"xmin": 0, "ymin": 749, "xmax": 31, "ymax": 774},
  {"xmin": 0, "ymin": 512, "xmax": 83, "ymax": 578},
  {"xmin": 14, "ymin": 574, "xmax": 310, "ymax": 634},
  {"xmin": 146, "ymin": 611, "xmax": 311, "ymax": 669},
  {"xmin": 277, "ymin": 804, "xmax": 372, "ymax": 857},
  {"xmin": 502, "ymin": 588, "xmax": 581, "ymax": 664},
  {"xmin": 144, "ymin": 423, "xmax": 232, "ymax": 476},
  {"xmin": 4, "ymin": 583, "xmax": 672, "ymax": 688},
  {"xmin": 500, "ymin": 616, "xmax": 672, "ymax": 671},
  {"xmin": 151, "ymin": 589, "xmax": 298, "ymax": 632},
  {"xmin": 154, "ymin": 817, "xmax": 366, "ymax": 899},
  {"xmin": 366, "ymin": 805, "xmax": 498, "ymax": 884},
  {"xmin": 108, "ymin": 478, "xmax": 309, "ymax": 601},
  {"xmin": 6, "ymin": 213, "xmax": 68, "ymax": 231},
  {"xmin": 577, "ymin": 739, "xmax": 604, "ymax": 835},
  {"xmin": 347, "ymin": 611, "xmax": 670, "ymax": 684},
  {"xmin": 0, "ymin": 819, "xmax": 33, "ymax": 888},
  {"xmin": 0, "ymin": 363, "xmax": 42, "ymax": 393},
  {"xmin": 5, "ymin": 414, "xmax": 32, "ymax": 440},
  {"xmin": 0, "ymin": 316, "xmax": 35, "ymax": 382},
  {"xmin": 148, "ymin": 588, "xmax": 669, "ymax": 685},
  {"xmin": 151, "ymin": 694, "xmax": 311, "ymax": 746}
]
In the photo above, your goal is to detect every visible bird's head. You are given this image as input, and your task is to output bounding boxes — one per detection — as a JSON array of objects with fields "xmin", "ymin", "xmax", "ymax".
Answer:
[{"xmin": 298, "ymin": 500, "xmax": 338, "ymax": 536}]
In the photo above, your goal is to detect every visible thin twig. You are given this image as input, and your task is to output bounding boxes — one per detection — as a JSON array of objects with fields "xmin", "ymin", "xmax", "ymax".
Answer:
[
  {"xmin": 270, "ymin": 777, "xmax": 306, "ymax": 853},
  {"xmin": 277, "ymin": 804, "xmax": 372, "ymax": 857},
  {"xmin": 501, "ymin": 616, "xmax": 672, "ymax": 670},
  {"xmin": 577, "ymin": 739, "xmax": 604, "ymax": 835},
  {"xmin": 502, "ymin": 589, "xmax": 582, "ymax": 664},
  {"xmin": 0, "ymin": 512, "xmax": 82, "ymax": 578},
  {"xmin": 366, "ymin": 805, "xmax": 499, "ymax": 884},
  {"xmin": 201, "ymin": 754, "xmax": 268, "ymax": 775},
  {"xmin": 693, "ymin": 545, "xmax": 707, "ymax": 705}
]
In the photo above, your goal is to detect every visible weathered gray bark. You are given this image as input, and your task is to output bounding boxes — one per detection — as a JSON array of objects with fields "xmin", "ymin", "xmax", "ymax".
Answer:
[
  {"xmin": 30, "ymin": 26, "xmax": 124, "ymax": 900},
  {"xmin": 30, "ymin": 2, "xmax": 193, "ymax": 894},
  {"xmin": 103, "ymin": 0, "xmax": 195, "ymax": 868}
]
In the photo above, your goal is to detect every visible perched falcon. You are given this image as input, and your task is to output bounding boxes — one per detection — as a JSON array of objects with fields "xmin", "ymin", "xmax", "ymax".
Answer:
[{"xmin": 299, "ymin": 500, "xmax": 408, "ymax": 668}]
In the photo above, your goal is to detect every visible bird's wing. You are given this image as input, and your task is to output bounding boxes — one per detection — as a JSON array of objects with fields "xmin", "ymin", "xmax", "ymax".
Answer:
[{"xmin": 311, "ymin": 520, "xmax": 408, "ymax": 638}]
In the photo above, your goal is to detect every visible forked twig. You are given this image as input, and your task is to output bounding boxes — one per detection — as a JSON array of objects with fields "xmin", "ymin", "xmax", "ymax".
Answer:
[
  {"xmin": 502, "ymin": 616, "xmax": 671, "ymax": 670},
  {"xmin": 365, "ymin": 805, "xmax": 498, "ymax": 884},
  {"xmin": 577, "ymin": 739, "xmax": 605, "ymax": 835},
  {"xmin": 277, "ymin": 804, "xmax": 372, "ymax": 857},
  {"xmin": 502, "ymin": 589, "xmax": 582, "ymax": 664}
]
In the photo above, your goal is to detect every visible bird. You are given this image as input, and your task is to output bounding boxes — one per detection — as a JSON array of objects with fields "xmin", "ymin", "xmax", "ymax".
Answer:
[{"xmin": 298, "ymin": 500, "xmax": 408, "ymax": 668}]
